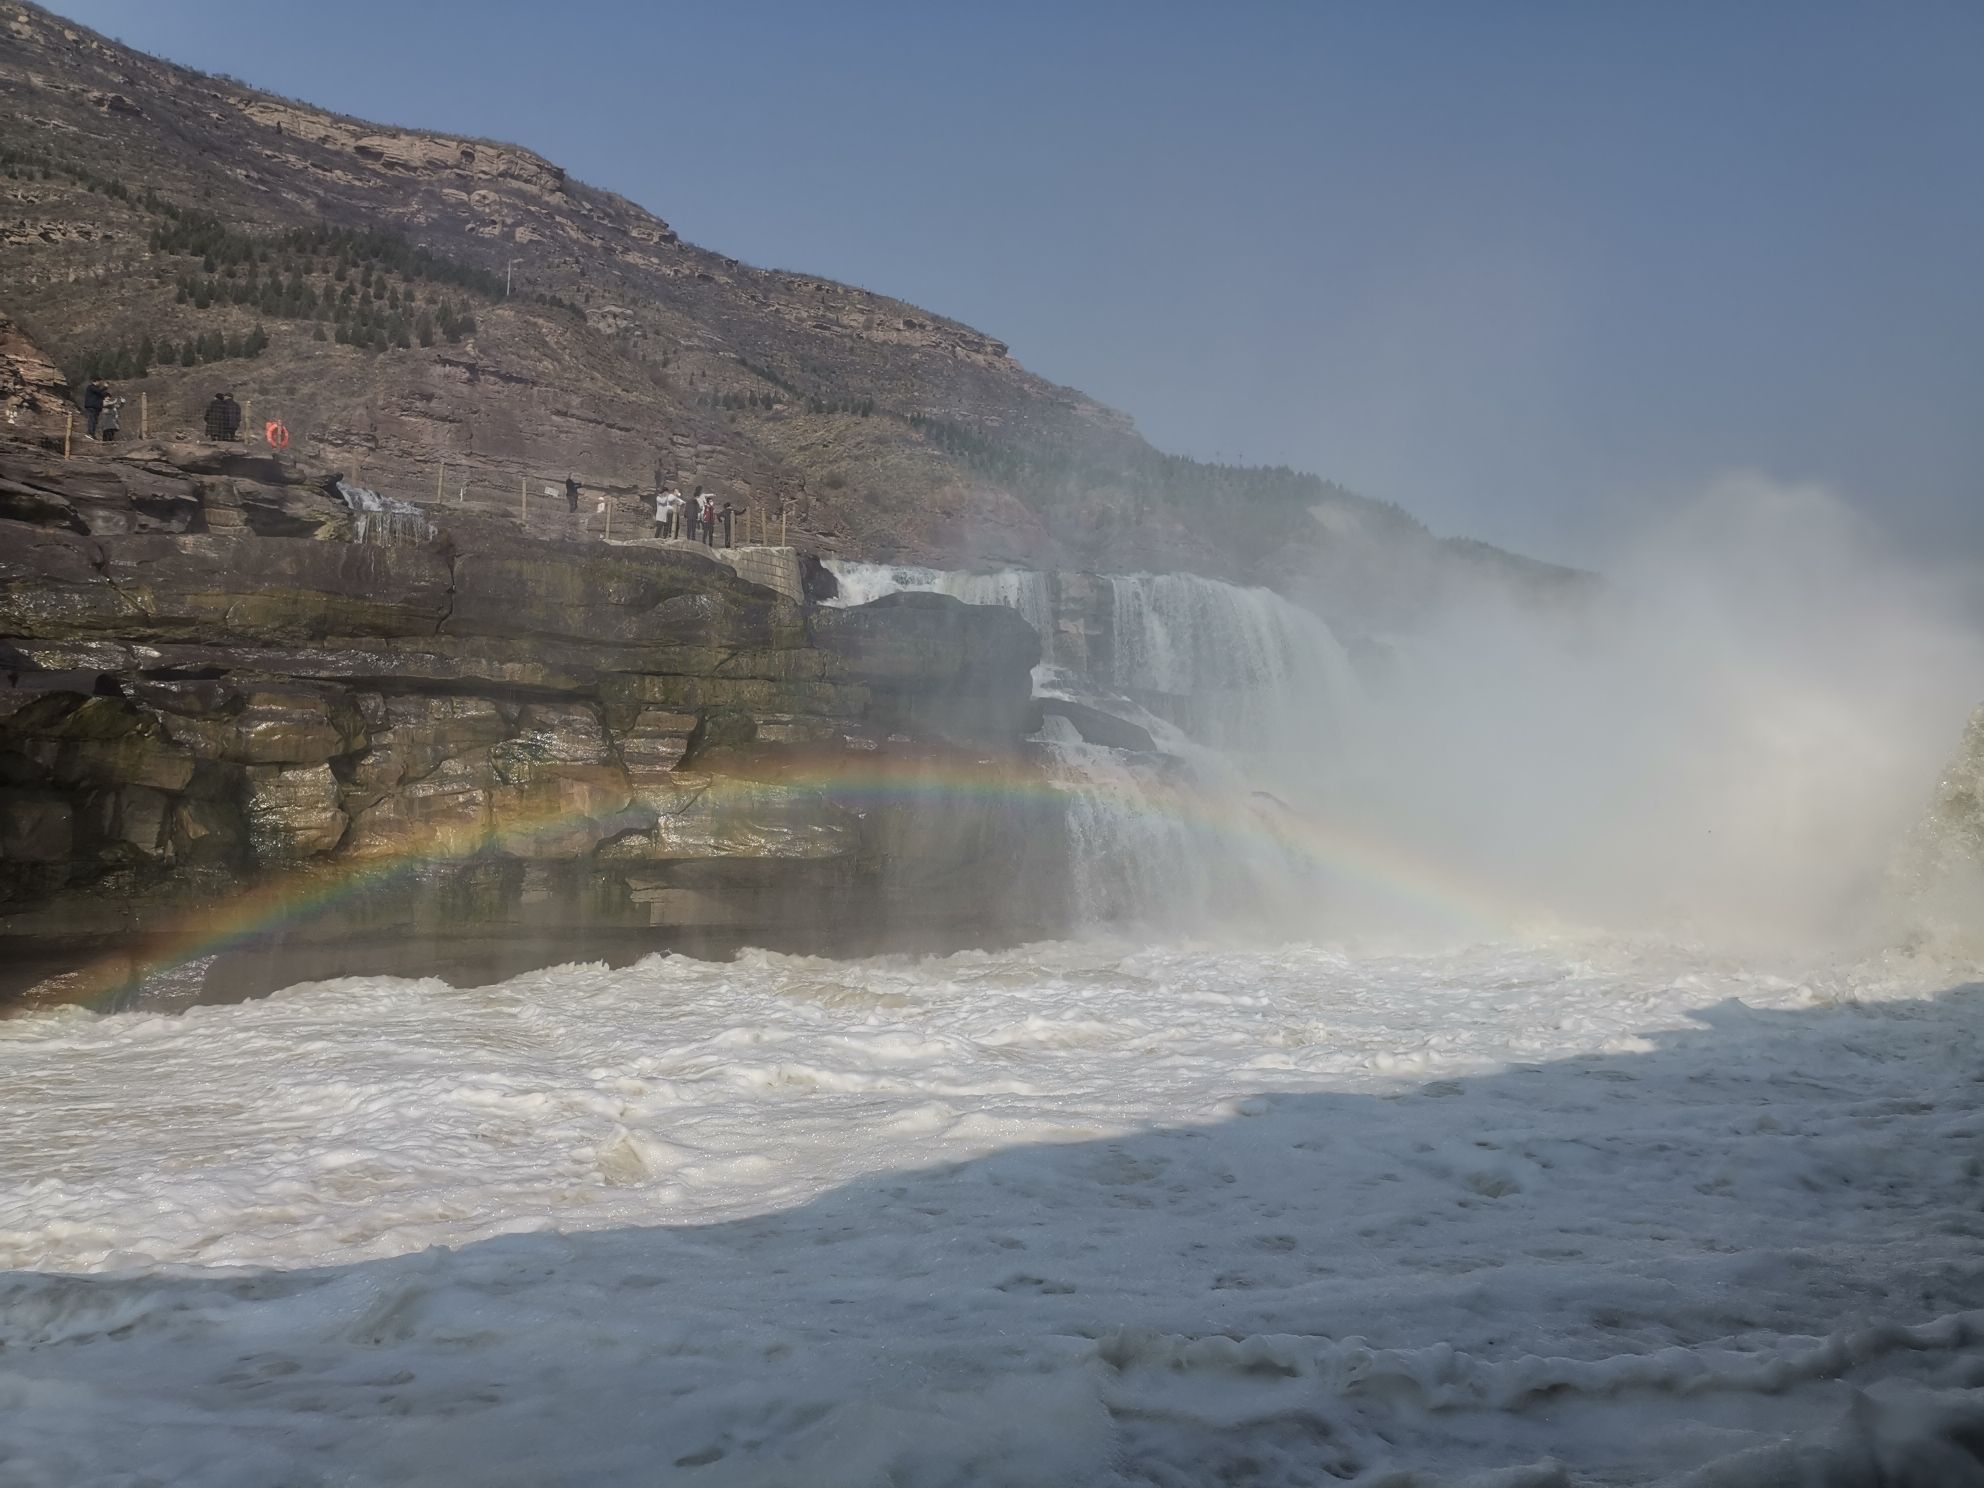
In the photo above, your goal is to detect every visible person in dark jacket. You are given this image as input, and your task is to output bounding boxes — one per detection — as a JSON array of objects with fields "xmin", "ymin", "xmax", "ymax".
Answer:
[
  {"xmin": 98, "ymin": 396, "xmax": 124, "ymax": 443},
  {"xmin": 203, "ymin": 392, "xmax": 239, "ymax": 441},
  {"xmin": 686, "ymin": 484, "xmax": 705, "ymax": 543},
  {"xmin": 565, "ymin": 475, "xmax": 580, "ymax": 514},
  {"xmin": 720, "ymin": 500, "xmax": 735, "ymax": 548},
  {"xmin": 82, "ymin": 379, "xmax": 109, "ymax": 438}
]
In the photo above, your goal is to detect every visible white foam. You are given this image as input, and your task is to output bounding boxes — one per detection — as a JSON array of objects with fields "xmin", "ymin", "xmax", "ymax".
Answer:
[{"xmin": 2, "ymin": 937, "xmax": 1982, "ymax": 1482}]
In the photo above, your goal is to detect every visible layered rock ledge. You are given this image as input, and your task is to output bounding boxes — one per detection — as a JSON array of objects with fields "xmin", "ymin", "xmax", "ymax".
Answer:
[{"xmin": 0, "ymin": 442, "xmax": 1063, "ymax": 1006}]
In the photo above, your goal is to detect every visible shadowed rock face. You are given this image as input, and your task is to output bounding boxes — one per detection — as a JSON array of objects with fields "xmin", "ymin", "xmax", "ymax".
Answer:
[{"xmin": 0, "ymin": 443, "xmax": 1068, "ymax": 1003}]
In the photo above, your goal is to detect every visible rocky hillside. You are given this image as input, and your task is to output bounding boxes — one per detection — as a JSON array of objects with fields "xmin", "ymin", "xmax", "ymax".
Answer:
[
  {"xmin": 0, "ymin": 437, "xmax": 1062, "ymax": 1007},
  {"xmin": 0, "ymin": 0, "xmax": 1581, "ymax": 624}
]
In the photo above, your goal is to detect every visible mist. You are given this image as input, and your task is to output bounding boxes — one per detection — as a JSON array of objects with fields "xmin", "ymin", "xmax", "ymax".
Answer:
[{"xmin": 1332, "ymin": 473, "xmax": 1984, "ymax": 949}]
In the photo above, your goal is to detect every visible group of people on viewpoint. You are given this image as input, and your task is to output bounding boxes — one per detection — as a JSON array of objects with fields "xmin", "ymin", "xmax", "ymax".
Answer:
[
  {"xmin": 653, "ymin": 485, "xmax": 735, "ymax": 546},
  {"xmin": 80, "ymin": 378, "xmax": 126, "ymax": 442},
  {"xmin": 77, "ymin": 380, "xmax": 243, "ymax": 444},
  {"xmin": 558, "ymin": 477, "xmax": 745, "ymax": 546}
]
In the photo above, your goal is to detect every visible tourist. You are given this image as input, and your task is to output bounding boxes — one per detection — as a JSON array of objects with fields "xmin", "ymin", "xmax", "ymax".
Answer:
[
  {"xmin": 686, "ymin": 485, "xmax": 705, "ymax": 543},
  {"xmin": 656, "ymin": 488, "xmax": 683, "ymax": 539},
  {"xmin": 565, "ymin": 474, "xmax": 580, "ymax": 514},
  {"xmin": 81, "ymin": 378, "xmax": 108, "ymax": 439},
  {"xmin": 720, "ymin": 500, "xmax": 735, "ymax": 548},
  {"xmin": 700, "ymin": 491, "xmax": 717, "ymax": 546},
  {"xmin": 203, "ymin": 392, "xmax": 239, "ymax": 441},
  {"xmin": 98, "ymin": 396, "xmax": 125, "ymax": 443}
]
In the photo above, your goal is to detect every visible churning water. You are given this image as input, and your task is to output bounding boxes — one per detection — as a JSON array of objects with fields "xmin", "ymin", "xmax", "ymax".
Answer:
[{"xmin": 7, "ymin": 936, "xmax": 1983, "ymax": 1484}]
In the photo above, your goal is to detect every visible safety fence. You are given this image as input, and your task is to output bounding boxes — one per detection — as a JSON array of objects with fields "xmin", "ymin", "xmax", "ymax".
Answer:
[
  {"xmin": 59, "ymin": 398, "xmax": 791, "ymax": 549},
  {"xmin": 334, "ymin": 454, "xmax": 793, "ymax": 549}
]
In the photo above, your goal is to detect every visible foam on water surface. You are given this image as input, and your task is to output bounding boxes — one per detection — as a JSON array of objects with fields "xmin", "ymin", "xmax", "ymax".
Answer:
[{"xmin": 2, "ymin": 937, "xmax": 1982, "ymax": 1484}]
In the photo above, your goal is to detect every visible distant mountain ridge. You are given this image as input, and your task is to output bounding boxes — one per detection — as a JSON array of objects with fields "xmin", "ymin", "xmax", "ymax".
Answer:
[{"xmin": 0, "ymin": 0, "xmax": 1585, "ymax": 628}]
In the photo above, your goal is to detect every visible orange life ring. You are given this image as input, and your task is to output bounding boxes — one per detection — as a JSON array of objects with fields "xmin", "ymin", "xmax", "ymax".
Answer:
[{"xmin": 264, "ymin": 420, "xmax": 290, "ymax": 449}]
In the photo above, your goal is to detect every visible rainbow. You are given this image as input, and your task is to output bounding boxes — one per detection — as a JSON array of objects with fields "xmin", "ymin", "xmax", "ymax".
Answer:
[{"xmin": 21, "ymin": 750, "xmax": 1529, "ymax": 1015}]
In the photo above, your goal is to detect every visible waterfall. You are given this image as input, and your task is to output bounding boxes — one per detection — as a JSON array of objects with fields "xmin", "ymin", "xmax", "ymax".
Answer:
[
  {"xmin": 1099, "ymin": 572, "xmax": 1360, "ymax": 757},
  {"xmin": 821, "ymin": 559, "xmax": 1353, "ymax": 929},
  {"xmin": 336, "ymin": 479, "xmax": 435, "ymax": 547}
]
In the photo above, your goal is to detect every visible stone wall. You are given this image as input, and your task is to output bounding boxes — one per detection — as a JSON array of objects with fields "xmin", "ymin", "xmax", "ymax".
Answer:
[{"xmin": 715, "ymin": 545, "xmax": 804, "ymax": 605}]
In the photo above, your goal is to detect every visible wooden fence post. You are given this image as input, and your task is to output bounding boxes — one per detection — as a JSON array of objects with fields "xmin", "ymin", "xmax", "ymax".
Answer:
[
  {"xmin": 436, "ymin": 461, "xmax": 445, "ymax": 503},
  {"xmin": 519, "ymin": 475, "xmax": 526, "ymax": 525},
  {"xmin": 604, "ymin": 496, "xmax": 613, "ymax": 541},
  {"xmin": 64, "ymin": 412, "xmax": 72, "ymax": 459},
  {"xmin": 780, "ymin": 509, "xmax": 787, "ymax": 546},
  {"xmin": 139, "ymin": 392, "xmax": 148, "ymax": 440},
  {"xmin": 242, "ymin": 399, "xmax": 253, "ymax": 445}
]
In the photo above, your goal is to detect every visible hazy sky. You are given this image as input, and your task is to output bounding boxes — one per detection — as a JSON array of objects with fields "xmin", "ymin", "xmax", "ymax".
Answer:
[{"xmin": 42, "ymin": 1, "xmax": 1984, "ymax": 563}]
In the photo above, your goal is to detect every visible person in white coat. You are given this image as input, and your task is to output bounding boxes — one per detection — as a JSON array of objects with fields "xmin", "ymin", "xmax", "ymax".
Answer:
[{"xmin": 655, "ymin": 488, "xmax": 684, "ymax": 539}]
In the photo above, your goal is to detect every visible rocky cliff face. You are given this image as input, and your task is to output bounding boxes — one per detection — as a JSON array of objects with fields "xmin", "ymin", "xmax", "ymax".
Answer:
[
  {"xmin": 0, "ymin": 438, "xmax": 1063, "ymax": 1007},
  {"xmin": 0, "ymin": 0, "xmax": 1583, "ymax": 610}
]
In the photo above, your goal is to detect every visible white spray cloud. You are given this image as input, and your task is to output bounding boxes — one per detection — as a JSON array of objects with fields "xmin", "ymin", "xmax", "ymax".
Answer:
[{"xmin": 1337, "ymin": 473, "xmax": 1984, "ymax": 948}]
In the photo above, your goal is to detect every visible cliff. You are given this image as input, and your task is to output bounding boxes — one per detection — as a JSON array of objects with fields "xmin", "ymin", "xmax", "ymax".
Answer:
[
  {"xmin": 0, "ymin": 436, "xmax": 1063, "ymax": 1007},
  {"xmin": 0, "ymin": 0, "xmax": 1585, "ymax": 618}
]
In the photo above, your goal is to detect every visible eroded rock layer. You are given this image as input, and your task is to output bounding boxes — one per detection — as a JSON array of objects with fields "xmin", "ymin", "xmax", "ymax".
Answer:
[{"xmin": 0, "ymin": 442, "xmax": 1062, "ymax": 1003}]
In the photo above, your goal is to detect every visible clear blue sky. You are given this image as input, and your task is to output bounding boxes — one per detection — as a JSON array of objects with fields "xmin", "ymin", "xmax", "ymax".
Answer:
[{"xmin": 45, "ymin": 1, "xmax": 1984, "ymax": 562}]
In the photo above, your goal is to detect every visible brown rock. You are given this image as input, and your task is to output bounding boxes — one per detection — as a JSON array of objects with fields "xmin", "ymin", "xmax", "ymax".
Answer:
[
  {"xmin": 82, "ymin": 784, "xmax": 174, "ymax": 861},
  {"xmin": 6, "ymin": 694, "xmax": 197, "ymax": 792},
  {"xmin": 170, "ymin": 795, "xmax": 243, "ymax": 866},
  {"xmin": 98, "ymin": 534, "xmax": 452, "ymax": 642},
  {"xmin": 245, "ymin": 763, "xmax": 346, "ymax": 861},
  {"xmin": 160, "ymin": 687, "xmax": 367, "ymax": 765},
  {"xmin": 614, "ymin": 707, "xmax": 699, "ymax": 784},
  {"xmin": 0, "ymin": 790, "xmax": 73, "ymax": 861}
]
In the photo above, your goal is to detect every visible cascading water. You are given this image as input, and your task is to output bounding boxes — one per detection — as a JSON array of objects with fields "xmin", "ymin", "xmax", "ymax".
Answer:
[
  {"xmin": 1099, "ymin": 572, "xmax": 1361, "ymax": 758},
  {"xmin": 336, "ymin": 479, "xmax": 436, "ymax": 547},
  {"xmin": 824, "ymin": 559, "xmax": 1354, "ymax": 928}
]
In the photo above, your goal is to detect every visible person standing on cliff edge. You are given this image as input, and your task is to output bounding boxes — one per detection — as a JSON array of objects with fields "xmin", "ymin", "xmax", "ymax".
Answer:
[
  {"xmin": 204, "ymin": 392, "xmax": 241, "ymax": 441},
  {"xmin": 656, "ymin": 487, "xmax": 684, "ymax": 539},
  {"xmin": 81, "ymin": 378, "xmax": 108, "ymax": 439},
  {"xmin": 565, "ymin": 474, "xmax": 580, "ymax": 514}
]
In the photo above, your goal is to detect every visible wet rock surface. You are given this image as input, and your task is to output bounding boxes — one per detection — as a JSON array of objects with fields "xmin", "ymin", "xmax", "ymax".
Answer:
[{"xmin": 0, "ymin": 444, "xmax": 1066, "ymax": 1004}]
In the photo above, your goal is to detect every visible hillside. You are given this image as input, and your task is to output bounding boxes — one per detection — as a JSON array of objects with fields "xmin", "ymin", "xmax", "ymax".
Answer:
[{"xmin": 0, "ymin": 1, "xmax": 1582, "ymax": 626}]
